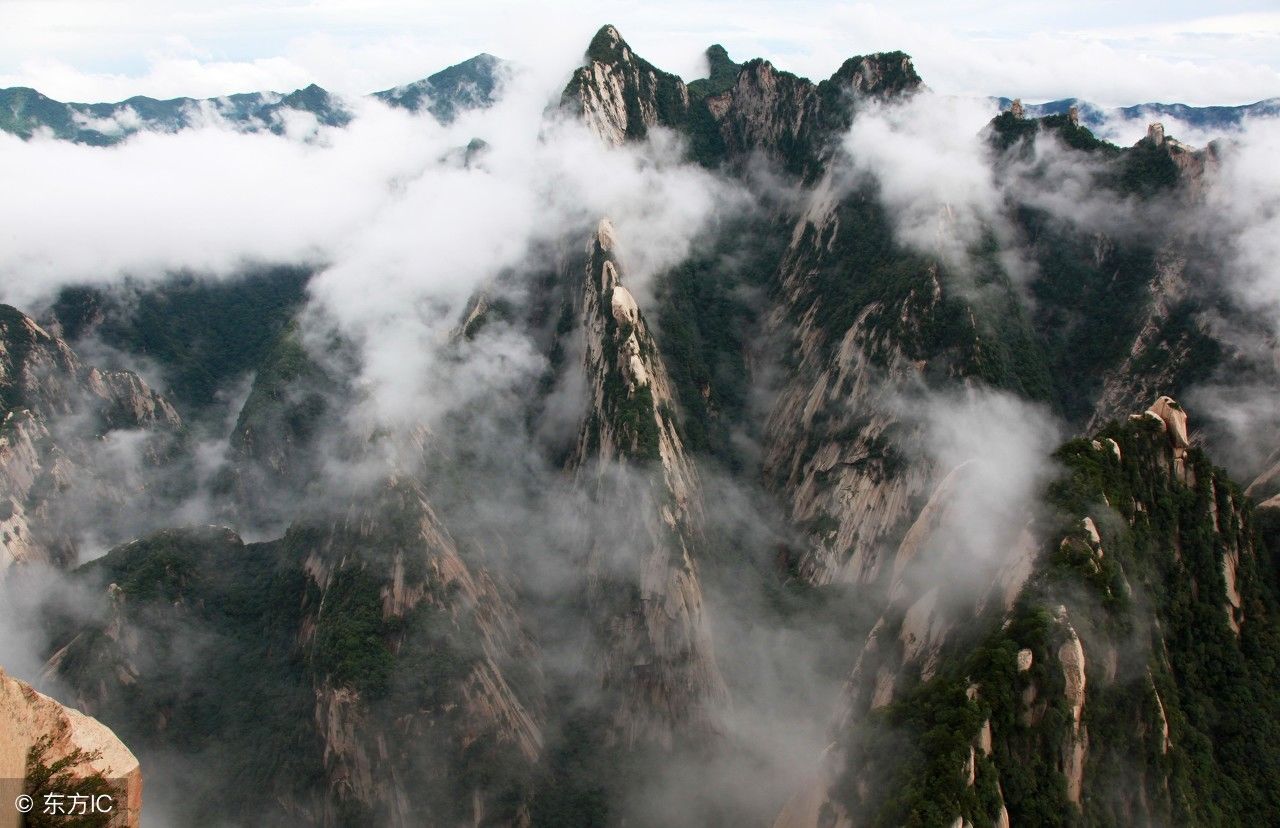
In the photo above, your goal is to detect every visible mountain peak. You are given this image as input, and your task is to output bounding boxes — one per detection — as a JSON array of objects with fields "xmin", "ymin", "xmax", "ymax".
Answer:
[
  {"xmin": 585, "ymin": 24, "xmax": 630, "ymax": 64},
  {"xmin": 688, "ymin": 43, "xmax": 741, "ymax": 100},
  {"xmin": 371, "ymin": 53, "xmax": 508, "ymax": 121},
  {"xmin": 829, "ymin": 50, "xmax": 922, "ymax": 99},
  {"xmin": 564, "ymin": 25, "xmax": 690, "ymax": 145}
]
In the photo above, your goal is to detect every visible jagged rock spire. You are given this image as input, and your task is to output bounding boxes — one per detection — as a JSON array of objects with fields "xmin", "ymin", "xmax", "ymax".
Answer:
[
  {"xmin": 569, "ymin": 218, "xmax": 727, "ymax": 747},
  {"xmin": 562, "ymin": 25, "xmax": 692, "ymax": 145}
]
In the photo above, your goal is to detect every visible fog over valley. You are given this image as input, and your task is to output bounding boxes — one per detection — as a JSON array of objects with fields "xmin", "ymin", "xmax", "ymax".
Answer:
[{"xmin": 1, "ymin": 5, "xmax": 1280, "ymax": 826}]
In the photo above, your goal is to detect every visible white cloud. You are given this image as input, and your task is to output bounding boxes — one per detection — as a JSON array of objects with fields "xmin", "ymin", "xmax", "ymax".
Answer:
[
  {"xmin": 1091, "ymin": 111, "xmax": 1236, "ymax": 148},
  {"xmin": 0, "ymin": 57, "xmax": 740, "ymax": 434},
  {"xmin": 839, "ymin": 92, "xmax": 1003, "ymax": 270},
  {"xmin": 897, "ymin": 386, "xmax": 1061, "ymax": 595},
  {"xmin": 1, "ymin": 1, "xmax": 1277, "ymax": 105},
  {"xmin": 0, "ymin": 99, "xmax": 431, "ymax": 300},
  {"xmin": 1207, "ymin": 117, "xmax": 1280, "ymax": 323},
  {"xmin": 304, "ymin": 80, "xmax": 740, "ymax": 427}
]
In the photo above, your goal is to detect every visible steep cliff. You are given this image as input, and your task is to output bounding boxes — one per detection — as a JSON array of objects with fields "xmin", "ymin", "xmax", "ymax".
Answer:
[
  {"xmin": 0, "ymin": 305, "xmax": 181, "ymax": 571},
  {"xmin": 14, "ymin": 22, "xmax": 1280, "ymax": 828},
  {"xmin": 783, "ymin": 398, "xmax": 1280, "ymax": 827},
  {"xmin": 292, "ymin": 475, "xmax": 544, "ymax": 826},
  {"xmin": 566, "ymin": 220, "xmax": 727, "ymax": 748},
  {"xmin": 759, "ymin": 175, "xmax": 1046, "ymax": 586},
  {"xmin": 45, "ymin": 485, "xmax": 545, "ymax": 826},
  {"xmin": 0, "ymin": 666, "xmax": 141, "ymax": 828},
  {"xmin": 698, "ymin": 49, "xmax": 921, "ymax": 172},
  {"xmin": 561, "ymin": 25, "xmax": 691, "ymax": 146}
]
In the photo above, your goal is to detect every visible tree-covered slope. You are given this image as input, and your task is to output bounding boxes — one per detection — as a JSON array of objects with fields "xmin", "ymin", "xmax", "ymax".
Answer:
[{"xmin": 827, "ymin": 398, "xmax": 1280, "ymax": 827}]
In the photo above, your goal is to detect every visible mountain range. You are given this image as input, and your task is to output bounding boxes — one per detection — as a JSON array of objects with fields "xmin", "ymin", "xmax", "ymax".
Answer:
[
  {"xmin": 3, "ymin": 47, "xmax": 1274, "ymax": 148},
  {"xmin": 993, "ymin": 95, "xmax": 1280, "ymax": 135},
  {"xmin": 0, "ymin": 53, "xmax": 505, "ymax": 144},
  {"xmin": 2, "ymin": 22, "xmax": 1280, "ymax": 828}
]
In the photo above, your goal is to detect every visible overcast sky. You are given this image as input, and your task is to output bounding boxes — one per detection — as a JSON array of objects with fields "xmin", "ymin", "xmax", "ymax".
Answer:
[{"xmin": 2, "ymin": 1, "xmax": 1278, "ymax": 107}]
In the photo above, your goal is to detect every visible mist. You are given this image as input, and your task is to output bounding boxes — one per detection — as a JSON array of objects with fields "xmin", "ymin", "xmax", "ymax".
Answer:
[{"xmin": 1, "ymin": 13, "xmax": 1278, "ymax": 828}]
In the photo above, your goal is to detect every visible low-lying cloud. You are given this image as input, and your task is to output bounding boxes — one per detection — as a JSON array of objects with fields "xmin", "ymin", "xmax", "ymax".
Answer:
[{"xmin": 840, "ymin": 92, "xmax": 1003, "ymax": 271}]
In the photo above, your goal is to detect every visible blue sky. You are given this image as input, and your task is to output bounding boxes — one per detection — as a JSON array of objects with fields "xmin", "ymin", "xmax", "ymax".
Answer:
[{"xmin": 2, "ymin": 1, "xmax": 1278, "ymax": 105}]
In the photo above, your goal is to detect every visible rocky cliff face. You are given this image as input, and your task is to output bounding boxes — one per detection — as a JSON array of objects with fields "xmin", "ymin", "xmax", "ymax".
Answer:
[
  {"xmin": 561, "ymin": 25, "xmax": 691, "ymax": 146},
  {"xmin": 567, "ymin": 219, "xmax": 726, "ymax": 747},
  {"xmin": 786, "ymin": 397, "xmax": 1280, "ymax": 826},
  {"xmin": 45, "ymin": 490, "xmax": 545, "ymax": 826},
  {"xmin": 564, "ymin": 25, "xmax": 922, "ymax": 172},
  {"xmin": 0, "ymin": 666, "xmax": 141, "ymax": 827},
  {"xmin": 292, "ymin": 475, "xmax": 544, "ymax": 826},
  {"xmin": 696, "ymin": 47, "xmax": 921, "ymax": 171},
  {"xmin": 0, "ymin": 305, "xmax": 181, "ymax": 572}
]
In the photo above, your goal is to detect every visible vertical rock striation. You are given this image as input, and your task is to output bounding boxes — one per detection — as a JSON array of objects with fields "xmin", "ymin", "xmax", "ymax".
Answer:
[{"xmin": 568, "ymin": 219, "xmax": 727, "ymax": 747}]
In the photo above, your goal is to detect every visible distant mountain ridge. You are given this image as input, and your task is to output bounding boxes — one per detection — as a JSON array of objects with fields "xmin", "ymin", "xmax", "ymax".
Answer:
[
  {"xmin": 5, "ymin": 47, "xmax": 1273, "ymax": 148},
  {"xmin": 994, "ymin": 95, "xmax": 1280, "ymax": 136},
  {"xmin": 0, "ymin": 53, "xmax": 507, "ymax": 145}
]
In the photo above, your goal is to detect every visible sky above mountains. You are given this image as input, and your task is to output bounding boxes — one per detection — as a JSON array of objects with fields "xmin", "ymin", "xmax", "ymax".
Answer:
[{"xmin": 2, "ymin": 0, "xmax": 1277, "ymax": 107}]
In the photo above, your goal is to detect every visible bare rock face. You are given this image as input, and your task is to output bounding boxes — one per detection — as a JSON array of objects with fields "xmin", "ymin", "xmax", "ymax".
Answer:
[
  {"xmin": 762, "ymin": 254, "xmax": 941, "ymax": 586},
  {"xmin": 0, "ymin": 305, "xmax": 181, "ymax": 572},
  {"xmin": 701, "ymin": 49, "xmax": 921, "ymax": 171},
  {"xmin": 1150, "ymin": 675, "xmax": 1173, "ymax": 755},
  {"xmin": 703, "ymin": 58, "xmax": 820, "ymax": 165},
  {"xmin": 564, "ymin": 23, "xmax": 920, "ymax": 175},
  {"xmin": 1146, "ymin": 395, "xmax": 1190, "ymax": 455},
  {"xmin": 561, "ymin": 25, "xmax": 691, "ymax": 146},
  {"xmin": 1017, "ymin": 649, "xmax": 1034, "ymax": 672},
  {"xmin": 1087, "ymin": 252, "xmax": 1197, "ymax": 430},
  {"xmin": 1058, "ymin": 618, "xmax": 1088, "ymax": 805},
  {"xmin": 294, "ymin": 476, "xmax": 544, "ymax": 824},
  {"xmin": 0, "ymin": 667, "xmax": 141, "ymax": 827},
  {"xmin": 841, "ymin": 461, "xmax": 1035, "ymax": 717},
  {"xmin": 569, "ymin": 219, "xmax": 727, "ymax": 747},
  {"xmin": 1141, "ymin": 395, "xmax": 1193, "ymax": 481}
]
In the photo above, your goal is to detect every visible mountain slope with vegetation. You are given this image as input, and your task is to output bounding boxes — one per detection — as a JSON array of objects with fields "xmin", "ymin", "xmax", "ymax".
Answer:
[{"xmin": 3, "ymin": 22, "xmax": 1277, "ymax": 828}]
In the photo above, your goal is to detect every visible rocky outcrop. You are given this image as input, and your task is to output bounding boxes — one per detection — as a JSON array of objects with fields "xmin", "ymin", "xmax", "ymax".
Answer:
[
  {"xmin": 293, "ymin": 476, "xmax": 544, "ymax": 825},
  {"xmin": 1087, "ymin": 251, "xmax": 1203, "ymax": 431},
  {"xmin": 1142, "ymin": 123, "xmax": 1220, "ymax": 195},
  {"xmin": 561, "ymin": 25, "xmax": 691, "ymax": 145},
  {"xmin": 699, "ymin": 48, "xmax": 921, "ymax": 170},
  {"xmin": 0, "ymin": 667, "xmax": 141, "ymax": 827},
  {"xmin": 1146, "ymin": 395, "xmax": 1190, "ymax": 455},
  {"xmin": 1058, "ymin": 617, "xmax": 1088, "ymax": 804},
  {"xmin": 1136, "ymin": 394, "xmax": 1192, "ymax": 481},
  {"xmin": 702, "ymin": 58, "xmax": 821, "ymax": 167},
  {"xmin": 762, "ymin": 254, "xmax": 940, "ymax": 586},
  {"xmin": 841, "ymin": 462, "xmax": 1036, "ymax": 719},
  {"xmin": 0, "ymin": 305, "xmax": 181, "ymax": 571},
  {"xmin": 569, "ymin": 219, "xmax": 727, "ymax": 746},
  {"xmin": 564, "ymin": 24, "xmax": 920, "ymax": 173}
]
